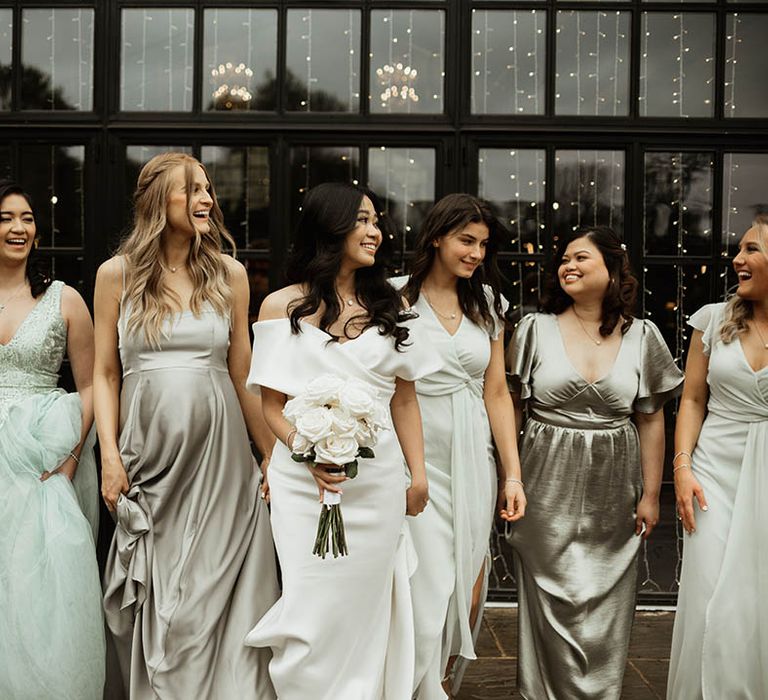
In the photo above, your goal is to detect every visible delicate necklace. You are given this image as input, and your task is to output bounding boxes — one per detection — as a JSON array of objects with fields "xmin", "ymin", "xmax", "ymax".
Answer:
[
  {"xmin": 753, "ymin": 316, "xmax": 768, "ymax": 349},
  {"xmin": 572, "ymin": 307, "xmax": 603, "ymax": 346},
  {"xmin": 422, "ymin": 289, "xmax": 461, "ymax": 321},
  {"xmin": 0, "ymin": 280, "xmax": 27, "ymax": 314}
]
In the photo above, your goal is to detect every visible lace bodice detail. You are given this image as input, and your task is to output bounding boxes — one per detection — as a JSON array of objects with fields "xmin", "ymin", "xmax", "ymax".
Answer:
[{"xmin": 0, "ymin": 281, "xmax": 67, "ymax": 423}]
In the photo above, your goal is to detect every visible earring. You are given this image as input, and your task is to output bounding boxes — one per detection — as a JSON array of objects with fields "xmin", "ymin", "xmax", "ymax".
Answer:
[{"xmin": 34, "ymin": 239, "xmax": 39, "ymax": 249}]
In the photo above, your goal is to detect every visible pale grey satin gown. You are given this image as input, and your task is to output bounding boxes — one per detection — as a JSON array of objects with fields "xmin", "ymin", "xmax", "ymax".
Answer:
[
  {"xmin": 507, "ymin": 312, "xmax": 683, "ymax": 700},
  {"xmin": 102, "ymin": 298, "xmax": 280, "ymax": 699}
]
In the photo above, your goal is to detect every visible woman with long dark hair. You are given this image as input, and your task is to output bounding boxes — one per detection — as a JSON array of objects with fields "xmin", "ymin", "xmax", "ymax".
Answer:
[
  {"xmin": 0, "ymin": 181, "xmax": 104, "ymax": 698},
  {"xmin": 667, "ymin": 222, "xmax": 768, "ymax": 698},
  {"xmin": 506, "ymin": 225, "xmax": 683, "ymax": 699},
  {"xmin": 244, "ymin": 182, "xmax": 439, "ymax": 699},
  {"xmin": 393, "ymin": 193, "xmax": 525, "ymax": 699}
]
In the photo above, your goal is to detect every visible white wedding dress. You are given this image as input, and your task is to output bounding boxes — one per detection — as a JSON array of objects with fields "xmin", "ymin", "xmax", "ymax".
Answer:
[{"xmin": 245, "ymin": 317, "xmax": 440, "ymax": 700}]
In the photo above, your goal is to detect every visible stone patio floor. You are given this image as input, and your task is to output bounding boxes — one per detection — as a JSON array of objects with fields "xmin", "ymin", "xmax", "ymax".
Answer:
[{"xmin": 456, "ymin": 607, "xmax": 674, "ymax": 699}]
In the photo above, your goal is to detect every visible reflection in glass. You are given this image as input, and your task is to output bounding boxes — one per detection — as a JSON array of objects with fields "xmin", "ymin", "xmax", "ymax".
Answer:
[
  {"xmin": 289, "ymin": 146, "xmax": 359, "ymax": 230},
  {"xmin": 17, "ymin": 145, "xmax": 85, "ymax": 248},
  {"xmin": 286, "ymin": 10, "xmax": 360, "ymax": 113},
  {"xmin": 367, "ymin": 147, "xmax": 435, "ymax": 257},
  {"xmin": 722, "ymin": 153, "xmax": 768, "ymax": 255},
  {"xmin": 203, "ymin": 9, "xmax": 277, "ymax": 112},
  {"xmin": 478, "ymin": 149, "xmax": 545, "ymax": 253},
  {"xmin": 201, "ymin": 146, "xmax": 270, "ymax": 251},
  {"xmin": 21, "ymin": 9, "xmax": 94, "ymax": 111},
  {"xmin": 0, "ymin": 10, "xmax": 11, "ymax": 110},
  {"xmin": 471, "ymin": 10, "xmax": 545, "ymax": 115},
  {"xmin": 555, "ymin": 11, "xmax": 630, "ymax": 117},
  {"xmin": 725, "ymin": 14, "xmax": 768, "ymax": 118},
  {"xmin": 644, "ymin": 152, "xmax": 713, "ymax": 256},
  {"xmin": 503, "ymin": 260, "xmax": 543, "ymax": 324},
  {"xmin": 121, "ymin": 9, "xmax": 194, "ymax": 111},
  {"xmin": 369, "ymin": 10, "xmax": 445, "ymax": 115},
  {"xmin": 554, "ymin": 150, "xmax": 625, "ymax": 237},
  {"xmin": 640, "ymin": 13, "xmax": 715, "ymax": 118}
]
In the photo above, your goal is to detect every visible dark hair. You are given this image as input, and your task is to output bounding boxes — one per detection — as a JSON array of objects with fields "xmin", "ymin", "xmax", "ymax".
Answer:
[
  {"xmin": 403, "ymin": 193, "xmax": 506, "ymax": 332},
  {"xmin": 541, "ymin": 225, "xmax": 637, "ymax": 336},
  {"xmin": 0, "ymin": 181, "xmax": 52, "ymax": 298},
  {"xmin": 285, "ymin": 182, "xmax": 410, "ymax": 350}
]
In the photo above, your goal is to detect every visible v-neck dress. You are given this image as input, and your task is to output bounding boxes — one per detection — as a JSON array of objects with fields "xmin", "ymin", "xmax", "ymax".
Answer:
[
  {"xmin": 395, "ymin": 283, "xmax": 507, "ymax": 700},
  {"xmin": 507, "ymin": 312, "xmax": 683, "ymax": 700},
  {"xmin": 245, "ymin": 317, "xmax": 442, "ymax": 700},
  {"xmin": 667, "ymin": 303, "xmax": 768, "ymax": 699}
]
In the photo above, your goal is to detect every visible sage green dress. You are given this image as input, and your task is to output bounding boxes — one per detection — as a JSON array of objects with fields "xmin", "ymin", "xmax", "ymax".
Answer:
[{"xmin": 506, "ymin": 312, "xmax": 683, "ymax": 700}]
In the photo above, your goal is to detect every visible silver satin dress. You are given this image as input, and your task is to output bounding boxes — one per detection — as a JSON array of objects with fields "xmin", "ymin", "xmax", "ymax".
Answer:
[
  {"xmin": 102, "ymin": 302, "xmax": 280, "ymax": 699},
  {"xmin": 506, "ymin": 312, "xmax": 683, "ymax": 700}
]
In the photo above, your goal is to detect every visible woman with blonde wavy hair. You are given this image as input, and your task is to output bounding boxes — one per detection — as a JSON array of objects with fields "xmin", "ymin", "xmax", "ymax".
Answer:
[
  {"xmin": 668, "ymin": 221, "xmax": 768, "ymax": 699},
  {"xmin": 94, "ymin": 152, "xmax": 279, "ymax": 699}
]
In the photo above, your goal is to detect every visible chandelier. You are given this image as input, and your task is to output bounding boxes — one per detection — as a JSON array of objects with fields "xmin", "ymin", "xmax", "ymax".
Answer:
[
  {"xmin": 375, "ymin": 63, "xmax": 419, "ymax": 107},
  {"xmin": 211, "ymin": 62, "xmax": 254, "ymax": 110}
]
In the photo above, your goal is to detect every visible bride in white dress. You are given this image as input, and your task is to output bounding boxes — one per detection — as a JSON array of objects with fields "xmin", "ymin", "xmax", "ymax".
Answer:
[
  {"xmin": 245, "ymin": 183, "xmax": 439, "ymax": 699},
  {"xmin": 668, "ymin": 222, "xmax": 768, "ymax": 699}
]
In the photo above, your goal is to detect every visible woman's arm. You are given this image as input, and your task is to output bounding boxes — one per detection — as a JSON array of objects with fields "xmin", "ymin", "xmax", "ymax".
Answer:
[
  {"xmin": 41, "ymin": 286, "xmax": 95, "ymax": 482},
  {"xmin": 484, "ymin": 337, "xmax": 526, "ymax": 522},
  {"xmin": 390, "ymin": 377, "xmax": 429, "ymax": 516},
  {"xmin": 93, "ymin": 258, "xmax": 129, "ymax": 511},
  {"xmin": 673, "ymin": 330, "xmax": 710, "ymax": 534},
  {"xmin": 633, "ymin": 408, "xmax": 665, "ymax": 538}
]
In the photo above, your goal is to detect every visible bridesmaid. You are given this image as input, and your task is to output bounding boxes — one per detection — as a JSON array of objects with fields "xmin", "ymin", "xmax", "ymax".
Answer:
[
  {"xmin": 245, "ymin": 182, "xmax": 439, "ymax": 699},
  {"xmin": 668, "ymin": 222, "xmax": 768, "ymax": 699},
  {"xmin": 0, "ymin": 181, "xmax": 104, "ymax": 699},
  {"xmin": 94, "ymin": 153, "xmax": 279, "ymax": 699},
  {"xmin": 394, "ymin": 193, "xmax": 526, "ymax": 699},
  {"xmin": 507, "ymin": 225, "xmax": 683, "ymax": 699}
]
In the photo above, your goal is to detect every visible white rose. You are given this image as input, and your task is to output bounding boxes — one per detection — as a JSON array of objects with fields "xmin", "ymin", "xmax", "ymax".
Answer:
[
  {"xmin": 295, "ymin": 406, "xmax": 334, "ymax": 444},
  {"xmin": 304, "ymin": 374, "xmax": 346, "ymax": 406},
  {"xmin": 367, "ymin": 403, "xmax": 389, "ymax": 431},
  {"xmin": 283, "ymin": 395, "xmax": 310, "ymax": 425},
  {"xmin": 354, "ymin": 420, "xmax": 377, "ymax": 449},
  {"xmin": 315, "ymin": 435, "xmax": 359, "ymax": 466},
  {"xmin": 329, "ymin": 406, "xmax": 358, "ymax": 439},
  {"xmin": 339, "ymin": 379, "xmax": 377, "ymax": 418},
  {"xmin": 290, "ymin": 431, "xmax": 313, "ymax": 456}
]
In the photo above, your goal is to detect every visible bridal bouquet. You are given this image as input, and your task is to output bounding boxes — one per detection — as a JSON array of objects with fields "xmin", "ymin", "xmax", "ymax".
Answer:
[{"xmin": 284, "ymin": 374, "xmax": 387, "ymax": 559}]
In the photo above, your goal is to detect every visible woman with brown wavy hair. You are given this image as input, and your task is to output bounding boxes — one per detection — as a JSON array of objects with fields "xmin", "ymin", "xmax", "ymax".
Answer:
[
  {"xmin": 506, "ymin": 225, "xmax": 683, "ymax": 699},
  {"xmin": 93, "ymin": 152, "xmax": 279, "ymax": 699}
]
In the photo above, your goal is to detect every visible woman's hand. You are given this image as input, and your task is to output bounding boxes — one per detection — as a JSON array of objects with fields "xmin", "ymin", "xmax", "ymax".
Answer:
[
  {"xmin": 674, "ymin": 467, "xmax": 708, "ymax": 535},
  {"xmin": 307, "ymin": 463, "xmax": 348, "ymax": 502},
  {"xmin": 635, "ymin": 493, "xmax": 660, "ymax": 539},
  {"xmin": 259, "ymin": 454, "xmax": 271, "ymax": 503},
  {"xmin": 406, "ymin": 478, "xmax": 429, "ymax": 516},
  {"xmin": 499, "ymin": 480, "xmax": 526, "ymax": 522},
  {"xmin": 101, "ymin": 452, "xmax": 129, "ymax": 512},
  {"xmin": 40, "ymin": 453, "xmax": 78, "ymax": 482}
]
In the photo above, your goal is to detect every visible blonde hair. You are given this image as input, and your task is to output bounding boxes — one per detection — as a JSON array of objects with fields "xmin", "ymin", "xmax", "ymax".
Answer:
[
  {"xmin": 720, "ymin": 222, "xmax": 768, "ymax": 343},
  {"xmin": 117, "ymin": 152, "xmax": 236, "ymax": 347}
]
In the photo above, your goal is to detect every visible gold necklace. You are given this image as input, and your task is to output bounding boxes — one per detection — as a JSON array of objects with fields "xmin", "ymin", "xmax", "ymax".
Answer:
[
  {"xmin": 753, "ymin": 317, "xmax": 768, "ymax": 350},
  {"xmin": 0, "ymin": 280, "xmax": 27, "ymax": 314},
  {"xmin": 572, "ymin": 308, "xmax": 603, "ymax": 346},
  {"xmin": 422, "ymin": 289, "xmax": 461, "ymax": 321}
]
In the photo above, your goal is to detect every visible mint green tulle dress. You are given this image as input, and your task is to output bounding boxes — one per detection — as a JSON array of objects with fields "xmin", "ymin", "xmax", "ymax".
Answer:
[{"xmin": 0, "ymin": 281, "xmax": 105, "ymax": 700}]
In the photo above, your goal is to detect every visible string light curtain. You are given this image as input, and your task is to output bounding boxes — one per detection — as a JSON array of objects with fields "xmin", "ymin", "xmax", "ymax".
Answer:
[
  {"xmin": 0, "ymin": 10, "xmax": 12, "ymax": 110},
  {"xmin": 725, "ymin": 13, "xmax": 768, "ymax": 118}
]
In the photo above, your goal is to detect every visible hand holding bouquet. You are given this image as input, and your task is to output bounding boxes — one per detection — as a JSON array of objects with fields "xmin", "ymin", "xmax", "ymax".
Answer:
[{"xmin": 283, "ymin": 374, "xmax": 387, "ymax": 558}]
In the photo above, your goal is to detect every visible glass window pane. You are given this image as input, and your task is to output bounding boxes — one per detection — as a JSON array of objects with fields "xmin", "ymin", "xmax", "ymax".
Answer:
[
  {"xmin": 201, "ymin": 146, "xmax": 270, "ymax": 251},
  {"xmin": 0, "ymin": 10, "xmax": 11, "ymax": 110},
  {"xmin": 286, "ymin": 10, "xmax": 360, "ymax": 113},
  {"xmin": 644, "ymin": 153, "xmax": 714, "ymax": 257},
  {"xmin": 203, "ymin": 9, "xmax": 277, "ymax": 112},
  {"xmin": 478, "ymin": 148, "xmax": 545, "ymax": 253},
  {"xmin": 722, "ymin": 153, "xmax": 768, "ymax": 255},
  {"xmin": 640, "ymin": 13, "xmax": 715, "ymax": 118},
  {"xmin": 121, "ymin": 9, "xmax": 195, "ymax": 112},
  {"xmin": 370, "ymin": 10, "xmax": 445, "ymax": 115},
  {"xmin": 21, "ymin": 9, "xmax": 94, "ymax": 111},
  {"xmin": 725, "ymin": 14, "xmax": 768, "ymax": 118},
  {"xmin": 244, "ymin": 258, "xmax": 270, "ymax": 324},
  {"xmin": 17, "ymin": 145, "xmax": 85, "ymax": 248},
  {"xmin": 554, "ymin": 150, "xmax": 625, "ymax": 236},
  {"xmin": 502, "ymin": 260, "xmax": 543, "ymax": 324},
  {"xmin": 367, "ymin": 147, "xmax": 435, "ymax": 254},
  {"xmin": 555, "ymin": 11, "xmax": 630, "ymax": 117},
  {"xmin": 0, "ymin": 146, "xmax": 11, "ymax": 180},
  {"xmin": 471, "ymin": 10, "xmax": 545, "ymax": 115}
]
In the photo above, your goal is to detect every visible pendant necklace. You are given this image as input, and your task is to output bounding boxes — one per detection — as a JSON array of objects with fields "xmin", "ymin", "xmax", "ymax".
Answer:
[
  {"xmin": 572, "ymin": 308, "xmax": 603, "ymax": 346},
  {"xmin": 0, "ymin": 281, "xmax": 27, "ymax": 314},
  {"xmin": 753, "ymin": 318, "xmax": 768, "ymax": 349},
  {"xmin": 422, "ymin": 289, "xmax": 460, "ymax": 321}
]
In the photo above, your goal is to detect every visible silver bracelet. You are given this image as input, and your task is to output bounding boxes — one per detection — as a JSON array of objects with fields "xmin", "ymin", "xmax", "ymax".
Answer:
[
  {"xmin": 505, "ymin": 477, "xmax": 524, "ymax": 487},
  {"xmin": 68, "ymin": 451, "xmax": 80, "ymax": 464},
  {"xmin": 672, "ymin": 463, "xmax": 692, "ymax": 473},
  {"xmin": 673, "ymin": 450, "xmax": 692, "ymax": 463}
]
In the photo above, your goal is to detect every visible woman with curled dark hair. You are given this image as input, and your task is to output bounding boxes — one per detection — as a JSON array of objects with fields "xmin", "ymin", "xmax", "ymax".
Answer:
[
  {"xmin": 244, "ymin": 182, "xmax": 440, "ymax": 698},
  {"xmin": 506, "ymin": 225, "xmax": 683, "ymax": 699}
]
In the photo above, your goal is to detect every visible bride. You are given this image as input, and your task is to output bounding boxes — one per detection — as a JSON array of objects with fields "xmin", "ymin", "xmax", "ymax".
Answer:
[{"xmin": 245, "ymin": 182, "xmax": 440, "ymax": 699}]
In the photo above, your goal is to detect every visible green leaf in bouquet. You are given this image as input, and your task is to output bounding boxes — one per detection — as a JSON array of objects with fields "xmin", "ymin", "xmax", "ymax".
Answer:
[
  {"xmin": 291, "ymin": 452, "xmax": 314, "ymax": 463},
  {"xmin": 357, "ymin": 446, "xmax": 375, "ymax": 459},
  {"xmin": 345, "ymin": 461, "xmax": 359, "ymax": 479}
]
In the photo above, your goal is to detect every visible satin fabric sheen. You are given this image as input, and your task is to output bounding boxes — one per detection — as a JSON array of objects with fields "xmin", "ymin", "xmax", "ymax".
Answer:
[
  {"xmin": 668, "ymin": 303, "xmax": 768, "ymax": 699},
  {"xmin": 507, "ymin": 313, "xmax": 683, "ymax": 700},
  {"xmin": 102, "ymin": 297, "xmax": 279, "ymax": 699}
]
